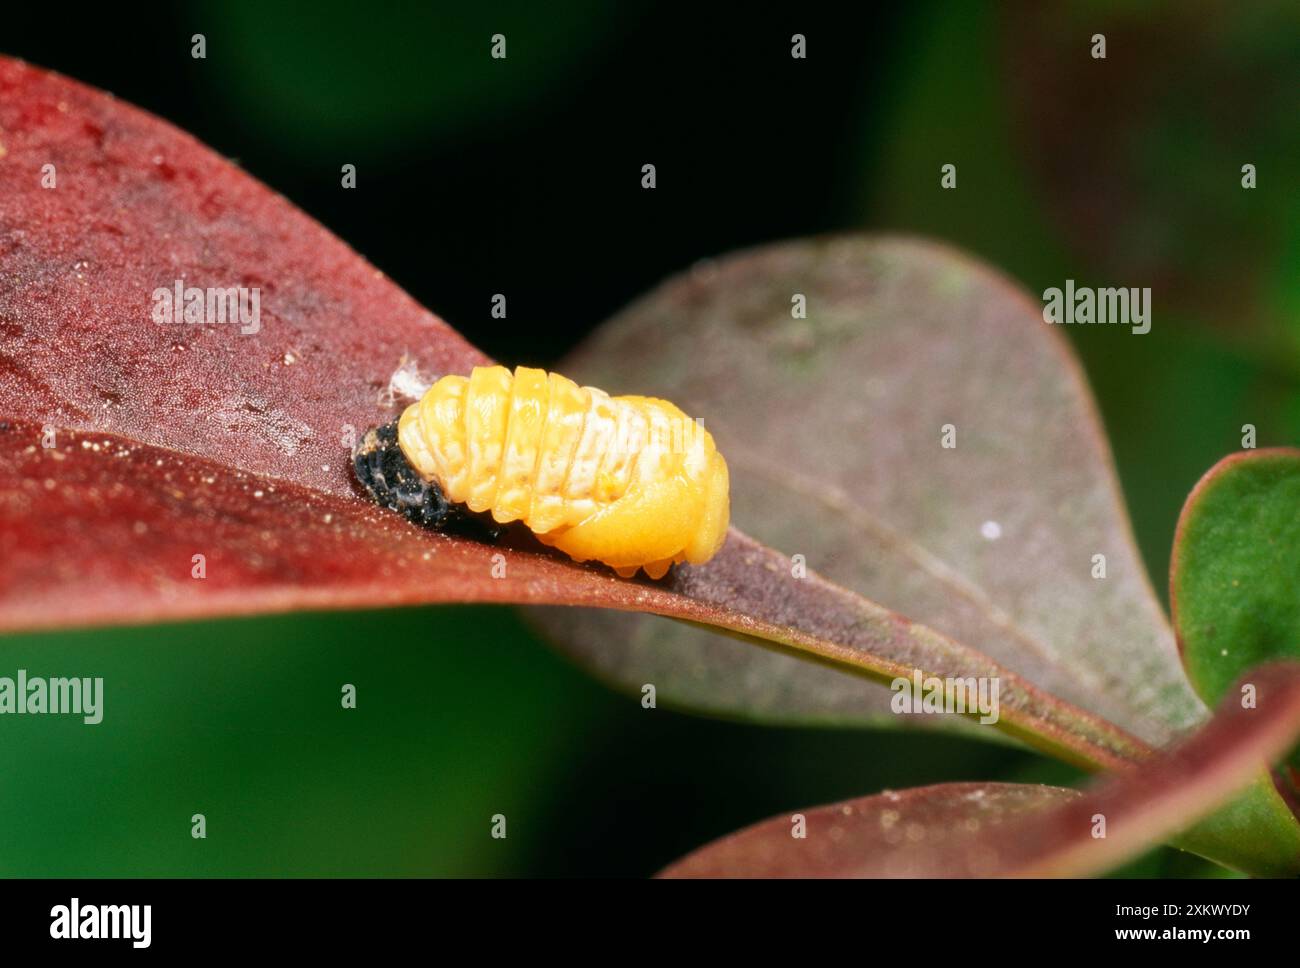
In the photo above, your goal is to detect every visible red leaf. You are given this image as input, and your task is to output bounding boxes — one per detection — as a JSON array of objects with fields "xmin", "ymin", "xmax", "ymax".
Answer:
[
  {"xmin": 661, "ymin": 662, "xmax": 1300, "ymax": 877},
  {"xmin": 662, "ymin": 783, "xmax": 1079, "ymax": 878},
  {"xmin": 534, "ymin": 235, "xmax": 1202, "ymax": 745},
  {"xmin": 0, "ymin": 419, "xmax": 600, "ymax": 627},
  {"xmin": 0, "ymin": 57, "xmax": 487, "ymax": 500},
  {"xmin": 0, "ymin": 58, "xmax": 1166, "ymax": 775}
]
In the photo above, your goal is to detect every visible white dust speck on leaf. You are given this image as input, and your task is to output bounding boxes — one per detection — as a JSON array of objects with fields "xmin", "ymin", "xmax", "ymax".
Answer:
[
  {"xmin": 211, "ymin": 396, "xmax": 314, "ymax": 457},
  {"xmin": 380, "ymin": 354, "xmax": 435, "ymax": 407}
]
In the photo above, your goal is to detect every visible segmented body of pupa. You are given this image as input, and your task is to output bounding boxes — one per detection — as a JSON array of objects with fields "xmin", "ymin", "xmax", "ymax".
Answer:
[{"xmin": 394, "ymin": 364, "xmax": 729, "ymax": 579}]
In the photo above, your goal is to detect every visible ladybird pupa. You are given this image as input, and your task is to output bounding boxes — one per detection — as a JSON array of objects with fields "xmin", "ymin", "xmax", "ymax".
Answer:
[{"xmin": 357, "ymin": 364, "xmax": 730, "ymax": 579}]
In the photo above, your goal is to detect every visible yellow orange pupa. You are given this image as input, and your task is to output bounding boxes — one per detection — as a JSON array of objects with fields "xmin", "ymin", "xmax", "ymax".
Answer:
[{"xmin": 397, "ymin": 365, "xmax": 729, "ymax": 579}]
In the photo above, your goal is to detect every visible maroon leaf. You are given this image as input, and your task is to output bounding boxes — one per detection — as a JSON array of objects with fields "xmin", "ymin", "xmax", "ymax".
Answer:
[
  {"xmin": 662, "ymin": 662, "xmax": 1300, "ymax": 877},
  {"xmin": 533, "ymin": 236, "xmax": 1202, "ymax": 746},
  {"xmin": 0, "ymin": 418, "xmax": 595, "ymax": 627},
  {"xmin": 0, "ymin": 58, "xmax": 1196, "ymax": 776},
  {"xmin": 662, "ymin": 783, "xmax": 1079, "ymax": 878},
  {"xmin": 0, "ymin": 57, "xmax": 488, "ymax": 501},
  {"xmin": 1, "ymin": 415, "xmax": 1150, "ymax": 773}
]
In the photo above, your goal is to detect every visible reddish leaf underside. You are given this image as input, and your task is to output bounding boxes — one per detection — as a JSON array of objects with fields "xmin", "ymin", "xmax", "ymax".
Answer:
[
  {"xmin": 661, "ymin": 662, "xmax": 1300, "ymax": 877},
  {"xmin": 537, "ymin": 234, "xmax": 1202, "ymax": 746}
]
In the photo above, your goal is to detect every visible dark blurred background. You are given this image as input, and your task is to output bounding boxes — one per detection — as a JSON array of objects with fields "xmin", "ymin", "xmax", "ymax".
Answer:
[{"xmin": 1, "ymin": 1, "xmax": 1295, "ymax": 876}]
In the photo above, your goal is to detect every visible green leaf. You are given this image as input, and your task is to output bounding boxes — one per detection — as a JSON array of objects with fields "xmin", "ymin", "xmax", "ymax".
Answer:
[{"xmin": 1172, "ymin": 448, "xmax": 1300, "ymax": 706}]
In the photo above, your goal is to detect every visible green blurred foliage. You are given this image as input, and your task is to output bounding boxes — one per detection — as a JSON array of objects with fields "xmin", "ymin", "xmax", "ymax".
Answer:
[
  {"xmin": 1, "ymin": 605, "xmax": 1230, "ymax": 877},
  {"xmin": 194, "ymin": 0, "xmax": 628, "ymax": 161},
  {"xmin": 1, "ymin": 607, "xmax": 1063, "ymax": 876},
  {"xmin": 0, "ymin": 608, "xmax": 586, "ymax": 875},
  {"xmin": 864, "ymin": 0, "xmax": 1300, "ymax": 591}
]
